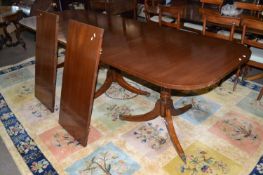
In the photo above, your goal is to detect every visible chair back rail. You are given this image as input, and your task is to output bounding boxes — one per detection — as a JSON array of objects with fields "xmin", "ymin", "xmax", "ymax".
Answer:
[
  {"xmin": 159, "ymin": 5, "xmax": 182, "ymax": 29},
  {"xmin": 200, "ymin": 0, "xmax": 223, "ymax": 10},
  {"xmin": 235, "ymin": 2, "xmax": 263, "ymax": 18},
  {"xmin": 35, "ymin": 11, "xmax": 58, "ymax": 112},
  {"xmin": 235, "ymin": 2, "xmax": 263, "ymax": 11},
  {"xmin": 241, "ymin": 18, "xmax": 263, "ymax": 49},
  {"xmin": 182, "ymin": 0, "xmax": 222, "ymax": 34},
  {"xmin": 201, "ymin": 8, "xmax": 240, "ymax": 41},
  {"xmin": 144, "ymin": 0, "xmax": 162, "ymax": 22},
  {"xmin": 59, "ymin": 20, "xmax": 104, "ymax": 146}
]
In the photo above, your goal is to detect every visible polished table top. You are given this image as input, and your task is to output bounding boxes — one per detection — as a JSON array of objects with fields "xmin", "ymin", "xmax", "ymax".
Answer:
[{"xmin": 20, "ymin": 10, "xmax": 251, "ymax": 90}]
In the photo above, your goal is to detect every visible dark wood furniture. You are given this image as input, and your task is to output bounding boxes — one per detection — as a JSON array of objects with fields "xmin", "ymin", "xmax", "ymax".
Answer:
[
  {"xmin": 200, "ymin": 0, "xmax": 223, "ymax": 10},
  {"xmin": 12, "ymin": 0, "xmax": 57, "ymax": 16},
  {"xmin": 30, "ymin": 0, "xmax": 57, "ymax": 16},
  {"xmin": 89, "ymin": 0, "xmax": 137, "ymax": 17},
  {"xmin": 159, "ymin": 5, "xmax": 182, "ymax": 29},
  {"xmin": 20, "ymin": 10, "xmax": 251, "ymax": 162},
  {"xmin": 235, "ymin": 2, "xmax": 263, "ymax": 18},
  {"xmin": 56, "ymin": 0, "xmax": 88, "ymax": 10},
  {"xmin": 59, "ymin": 20, "xmax": 104, "ymax": 146},
  {"xmin": 182, "ymin": 0, "xmax": 222, "ymax": 33},
  {"xmin": 35, "ymin": 11, "xmax": 63, "ymax": 112},
  {"xmin": 144, "ymin": 0, "xmax": 162, "ymax": 22},
  {"xmin": 241, "ymin": 17, "xmax": 263, "ymax": 100},
  {"xmin": 201, "ymin": 8, "xmax": 240, "ymax": 41},
  {"xmin": 0, "ymin": 6, "xmax": 25, "ymax": 49}
]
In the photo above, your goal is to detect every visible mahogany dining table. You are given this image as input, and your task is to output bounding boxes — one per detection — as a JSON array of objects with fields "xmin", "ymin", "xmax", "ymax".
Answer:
[{"xmin": 20, "ymin": 10, "xmax": 251, "ymax": 162}]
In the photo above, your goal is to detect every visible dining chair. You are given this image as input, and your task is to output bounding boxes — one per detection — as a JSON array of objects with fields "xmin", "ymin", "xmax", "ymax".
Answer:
[
  {"xmin": 35, "ymin": 11, "xmax": 64, "ymax": 112},
  {"xmin": 89, "ymin": 0, "xmax": 136, "ymax": 18},
  {"xmin": 30, "ymin": 0, "xmax": 57, "ymax": 16},
  {"xmin": 241, "ymin": 17, "xmax": 263, "ymax": 100},
  {"xmin": 56, "ymin": 0, "xmax": 88, "ymax": 10},
  {"xmin": 183, "ymin": 0, "xmax": 223, "ymax": 33},
  {"xmin": 216, "ymin": 2, "xmax": 263, "ymax": 41},
  {"xmin": 201, "ymin": 0, "xmax": 223, "ymax": 10},
  {"xmin": 144, "ymin": 0, "xmax": 174, "ymax": 23},
  {"xmin": 234, "ymin": 2, "xmax": 263, "ymax": 18},
  {"xmin": 59, "ymin": 20, "xmax": 104, "ymax": 146},
  {"xmin": 158, "ymin": 5, "xmax": 182, "ymax": 29},
  {"xmin": 201, "ymin": 8, "xmax": 241, "ymax": 91},
  {"xmin": 201, "ymin": 8, "xmax": 240, "ymax": 41}
]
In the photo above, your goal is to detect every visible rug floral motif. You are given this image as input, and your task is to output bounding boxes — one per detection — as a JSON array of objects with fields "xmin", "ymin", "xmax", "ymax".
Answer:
[
  {"xmin": 121, "ymin": 117, "xmax": 171, "ymax": 158},
  {"xmin": 174, "ymin": 96, "xmax": 221, "ymax": 125},
  {"xmin": 66, "ymin": 142, "xmax": 140, "ymax": 175},
  {"xmin": 105, "ymin": 82, "xmax": 139, "ymax": 100},
  {"xmin": 163, "ymin": 142, "xmax": 242, "ymax": 175},
  {"xmin": 3, "ymin": 80, "xmax": 34, "ymax": 108},
  {"xmin": 39, "ymin": 126, "xmax": 101, "ymax": 161},
  {"xmin": 18, "ymin": 99, "xmax": 59, "ymax": 124},
  {"xmin": 209, "ymin": 111, "xmax": 263, "ymax": 154},
  {"xmin": 92, "ymin": 102, "xmax": 131, "ymax": 131}
]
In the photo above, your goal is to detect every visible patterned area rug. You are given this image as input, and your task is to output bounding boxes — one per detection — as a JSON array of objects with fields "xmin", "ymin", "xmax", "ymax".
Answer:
[{"xmin": 0, "ymin": 57, "xmax": 263, "ymax": 175}]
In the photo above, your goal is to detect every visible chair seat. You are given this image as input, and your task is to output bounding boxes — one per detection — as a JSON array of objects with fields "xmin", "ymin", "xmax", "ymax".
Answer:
[
  {"xmin": 58, "ymin": 55, "xmax": 65, "ymax": 65},
  {"xmin": 150, "ymin": 15, "xmax": 174, "ymax": 23},
  {"xmin": 183, "ymin": 22, "xmax": 203, "ymax": 31},
  {"xmin": 137, "ymin": 3, "xmax": 146, "ymax": 18},
  {"xmin": 250, "ymin": 47, "xmax": 263, "ymax": 64},
  {"xmin": 217, "ymin": 30, "xmax": 242, "ymax": 40}
]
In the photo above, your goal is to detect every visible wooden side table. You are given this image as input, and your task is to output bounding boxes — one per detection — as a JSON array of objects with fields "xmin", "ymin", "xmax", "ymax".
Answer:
[{"xmin": 0, "ymin": 6, "xmax": 26, "ymax": 49}]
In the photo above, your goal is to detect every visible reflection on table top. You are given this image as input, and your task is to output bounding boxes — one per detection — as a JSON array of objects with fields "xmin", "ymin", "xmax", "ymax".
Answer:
[{"xmin": 20, "ymin": 10, "xmax": 250, "ymax": 90}]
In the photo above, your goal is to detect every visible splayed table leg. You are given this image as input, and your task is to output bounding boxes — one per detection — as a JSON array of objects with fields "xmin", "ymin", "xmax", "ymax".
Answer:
[
  {"xmin": 120, "ymin": 88, "xmax": 192, "ymax": 163},
  {"xmin": 95, "ymin": 68, "xmax": 150, "ymax": 98}
]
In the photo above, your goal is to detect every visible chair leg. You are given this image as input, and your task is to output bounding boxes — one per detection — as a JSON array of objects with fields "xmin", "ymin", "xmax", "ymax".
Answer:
[
  {"xmin": 233, "ymin": 68, "xmax": 241, "ymax": 91},
  {"xmin": 242, "ymin": 65, "xmax": 249, "ymax": 81},
  {"xmin": 257, "ymin": 88, "xmax": 263, "ymax": 101}
]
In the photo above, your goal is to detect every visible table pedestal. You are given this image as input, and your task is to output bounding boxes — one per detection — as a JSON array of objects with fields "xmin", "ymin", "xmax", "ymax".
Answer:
[
  {"xmin": 97, "ymin": 69, "xmax": 192, "ymax": 162},
  {"xmin": 120, "ymin": 88, "xmax": 192, "ymax": 163}
]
